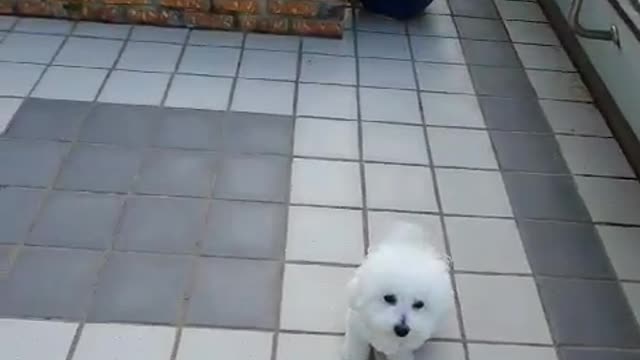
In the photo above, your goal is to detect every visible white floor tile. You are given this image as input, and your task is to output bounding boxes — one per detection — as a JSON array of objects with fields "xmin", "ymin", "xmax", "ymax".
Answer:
[
  {"xmin": 245, "ymin": 33, "xmax": 300, "ymax": 52},
  {"xmin": 623, "ymin": 283, "xmax": 640, "ymax": 327},
  {"xmin": 287, "ymin": 206, "xmax": 364, "ymax": 264},
  {"xmin": 575, "ymin": 176, "xmax": 640, "ymax": 225},
  {"xmin": 414, "ymin": 342, "xmax": 465, "ymax": 360},
  {"xmin": 0, "ymin": 98, "xmax": 23, "ymax": 134},
  {"xmin": 294, "ymin": 117, "xmax": 359, "ymax": 159},
  {"xmin": 0, "ymin": 62, "xmax": 45, "ymax": 96},
  {"xmin": 363, "ymin": 122, "xmax": 429, "ymax": 165},
  {"xmin": 99, "ymin": 70, "xmax": 170, "ymax": 105},
  {"xmin": 598, "ymin": 226, "xmax": 640, "ymax": 281},
  {"xmin": 422, "ymin": 92, "xmax": 485, "ymax": 128},
  {"xmin": 365, "ymin": 163, "xmax": 438, "ymax": 212},
  {"xmin": 297, "ymin": 83, "xmax": 358, "ymax": 119},
  {"xmin": 117, "ymin": 41, "xmax": 182, "ymax": 72},
  {"xmin": 411, "ymin": 36, "xmax": 465, "ymax": 64},
  {"xmin": 0, "ymin": 33, "xmax": 64, "ymax": 63},
  {"xmin": 165, "ymin": 74, "xmax": 232, "ymax": 110},
  {"xmin": 416, "ymin": 63, "xmax": 474, "ymax": 94},
  {"xmin": 368, "ymin": 211, "xmax": 445, "ymax": 253},
  {"xmin": 277, "ymin": 333, "xmax": 343, "ymax": 360},
  {"xmin": 188, "ymin": 30, "xmax": 243, "ymax": 47},
  {"xmin": 14, "ymin": 18, "xmax": 73, "ymax": 34},
  {"xmin": 0, "ymin": 15, "xmax": 17, "ymax": 30},
  {"xmin": 177, "ymin": 328, "xmax": 272, "ymax": 360},
  {"xmin": 231, "ymin": 79, "xmax": 294, "ymax": 115},
  {"xmin": 436, "ymin": 168, "xmax": 513, "ymax": 217},
  {"xmin": 291, "ymin": 159, "xmax": 362, "ymax": 207},
  {"xmin": 130, "ymin": 25, "xmax": 189, "ymax": 43},
  {"xmin": 240, "ymin": 50, "xmax": 298, "ymax": 81},
  {"xmin": 280, "ymin": 264, "xmax": 352, "ymax": 332},
  {"xmin": 0, "ymin": 319, "xmax": 77, "ymax": 360},
  {"xmin": 429, "ymin": 128, "xmax": 497, "ymax": 169},
  {"xmin": 73, "ymin": 22, "xmax": 131, "ymax": 39},
  {"xmin": 360, "ymin": 87, "xmax": 422, "ymax": 125},
  {"xmin": 178, "ymin": 46, "xmax": 240, "ymax": 76},
  {"xmin": 468, "ymin": 344, "xmax": 557, "ymax": 360},
  {"xmin": 557, "ymin": 135, "xmax": 634, "ymax": 177},
  {"xmin": 54, "ymin": 37, "xmax": 124, "ymax": 68},
  {"xmin": 74, "ymin": 323, "xmax": 175, "ymax": 360},
  {"xmin": 300, "ymin": 54, "xmax": 356, "ymax": 85},
  {"xmin": 33, "ymin": 66, "xmax": 108, "ymax": 101}
]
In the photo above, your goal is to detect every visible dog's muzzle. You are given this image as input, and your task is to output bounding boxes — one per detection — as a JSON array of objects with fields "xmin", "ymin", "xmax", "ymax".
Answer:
[{"xmin": 393, "ymin": 324, "xmax": 410, "ymax": 337}]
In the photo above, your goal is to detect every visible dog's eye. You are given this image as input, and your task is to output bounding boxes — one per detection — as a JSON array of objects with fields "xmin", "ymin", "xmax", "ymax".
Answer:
[
  {"xmin": 383, "ymin": 294, "xmax": 397, "ymax": 305},
  {"xmin": 413, "ymin": 301, "xmax": 424, "ymax": 310}
]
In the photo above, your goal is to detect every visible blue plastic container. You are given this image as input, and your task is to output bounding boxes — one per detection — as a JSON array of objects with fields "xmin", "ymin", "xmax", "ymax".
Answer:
[{"xmin": 360, "ymin": 0, "xmax": 435, "ymax": 20}]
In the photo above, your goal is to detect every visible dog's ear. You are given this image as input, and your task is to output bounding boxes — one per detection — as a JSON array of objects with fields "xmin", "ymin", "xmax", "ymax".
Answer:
[{"xmin": 347, "ymin": 275, "xmax": 363, "ymax": 310}]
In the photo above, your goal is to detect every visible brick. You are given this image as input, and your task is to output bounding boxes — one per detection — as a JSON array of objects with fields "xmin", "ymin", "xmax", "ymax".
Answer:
[
  {"xmin": 183, "ymin": 11, "xmax": 234, "ymax": 29},
  {"xmin": 126, "ymin": 6, "xmax": 182, "ymax": 26},
  {"xmin": 213, "ymin": 0, "xmax": 258, "ymax": 14},
  {"xmin": 239, "ymin": 14, "xmax": 289, "ymax": 34},
  {"xmin": 104, "ymin": 0, "xmax": 151, "ymax": 5},
  {"xmin": 160, "ymin": 0, "xmax": 209, "ymax": 11},
  {"xmin": 269, "ymin": 0, "xmax": 318, "ymax": 17},
  {"xmin": 0, "ymin": 0, "xmax": 15, "ymax": 14},
  {"xmin": 292, "ymin": 18, "xmax": 342, "ymax": 37},
  {"xmin": 16, "ymin": 0, "xmax": 56, "ymax": 16},
  {"xmin": 82, "ymin": 5, "xmax": 126, "ymax": 22}
]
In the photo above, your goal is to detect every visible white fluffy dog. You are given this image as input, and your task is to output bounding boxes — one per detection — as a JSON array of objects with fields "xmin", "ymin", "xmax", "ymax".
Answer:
[{"xmin": 342, "ymin": 222, "xmax": 453, "ymax": 360}]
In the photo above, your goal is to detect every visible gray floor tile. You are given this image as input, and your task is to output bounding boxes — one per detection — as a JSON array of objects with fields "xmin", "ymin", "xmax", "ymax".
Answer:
[
  {"xmin": 0, "ymin": 247, "xmax": 102, "ymax": 320},
  {"xmin": 491, "ymin": 132, "xmax": 568, "ymax": 173},
  {"xmin": 214, "ymin": 154, "xmax": 289, "ymax": 202},
  {"xmin": 527, "ymin": 70, "xmax": 591, "ymax": 102},
  {"xmin": 456, "ymin": 274, "xmax": 552, "ymax": 343},
  {"xmin": 90, "ymin": 252, "xmax": 192, "ymax": 324},
  {"xmin": 0, "ymin": 15, "xmax": 17, "ymax": 30},
  {"xmin": 436, "ymin": 168, "xmax": 512, "ymax": 217},
  {"xmin": 136, "ymin": 150, "xmax": 217, "ymax": 197},
  {"xmin": 469, "ymin": 66, "xmax": 536, "ymax": 98},
  {"xmin": 416, "ymin": 62, "xmax": 474, "ymax": 94},
  {"xmin": 479, "ymin": 97, "xmax": 551, "ymax": 132},
  {"xmin": 0, "ymin": 33, "xmax": 64, "ymax": 63},
  {"xmin": 408, "ymin": 14, "xmax": 458, "ymax": 37},
  {"xmin": 130, "ymin": 25, "xmax": 188, "ymax": 43},
  {"xmin": 494, "ymin": 0, "xmax": 547, "ymax": 22},
  {"xmin": 79, "ymin": 103, "xmax": 161, "ymax": 147},
  {"xmin": 515, "ymin": 44, "xmax": 574, "ymax": 71},
  {"xmin": 303, "ymin": 31, "xmax": 355, "ymax": 56},
  {"xmin": 153, "ymin": 108, "xmax": 224, "ymax": 150},
  {"xmin": 203, "ymin": 200, "xmax": 286, "ymax": 259},
  {"xmin": 0, "ymin": 245, "xmax": 12, "ymax": 273},
  {"xmin": 0, "ymin": 187, "xmax": 45, "ymax": 245},
  {"xmin": 240, "ymin": 49, "xmax": 298, "ymax": 81},
  {"xmin": 0, "ymin": 140, "xmax": 69, "ymax": 187},
  {"xmin": 460, "ymin": 39, "xmax": 521, "ymax": 67},
  {"xmin": 519, "ymin": 221, "xmax": 614, "ymax": 279},
  {"xmin": 538, "ymin": 278, "xmax": 640, "ymax": 347},
  {"xmin": 56, "ymin": 144, "xmax": 143, "ymax": 192},
  {"xmin": 300, "ymin": 54, "xmax": 356, "ymax": 85},
  {"xmin": 505, "ymin": 21, "xmax": 560, "ymax": 46},
  {"xmin": 223, "ymin": 112, "xmax": 293, "ymax": 155},
  {"xmin": 468, "ymin": 344, "xmax": 557, "ymax": 360},
  {"xmin": 358, "ymin": 32, "xmax": 410, "ymax": 60},
  {"xmin": 4, "ymin": 99, "xmax": 93, "ymax": 141},
  {"xmin": 231, "ymin": 79, "xmax": 295, "ymax": 116},
  {"xmin": 188, "ymin": 29, "xmax": 243, "ymax": 47},
  {"xmin": 14, "ymin": 18, "xmax": 73, "ymax": 34},
  {"xmin": 624, "ymin": 283, "xmax": 640, "ymax": 329},
  {"xmin": 116, "ymin": 196, "xmax": 207, "ymax": 254},
  {"xmin": 540, "ymin": 100, "xmax": 611, "ymax": 137},
  {"xmin": 117, "ymin": 41, "xmax": 182, "ymax": 72},
  {"xmin": 54, "ymin": 37, "xmax": 124, "ymax": 68},
  {"xmin": 503, "ymin": 173, "xmax": 590, "ymax": 221},
  {"xmin": 575, "ymin": 177, "xmax": 640, "ymax": 225},
  {"xmin": 558, "ymin": 348, "xmax": 640, "ymax": 360},
  {"xmin": 73, "ymin": 22, "xmax": 131, "ymax": 39},
  {"xmin": 178, "ymin": 46, "xmax": 240, "ymax": 76},
  {"xmin": 411, "ymin": 36, "xmax": 465, "ymax": 64},
  {"xmin": 165, "ymin": 74, "xmax": 232, "ymax": 111},
  {"xmin": 98, "ymin": 70, "xmax": 170, "ymax": 106},
  {"xmin": 360, "ymin": 87, "xmax": 421, "ymax": 124},
  {"xmin": 0, "ymin": 62, "xmax": 45, "ymax": 97},
  {"xmin": 359, "ymin": 58, "xmax": 416, "ymax": 89},
  {"xmin": 32, "ymin": 66, "xmax": 108, "ymax": 102},
  {"xmin": 448, "ymin": 0, "xmax": 499, "ymax": 18},
  {"xmin": 557, "ymin": 135, "xmax": 634, "ymax": 177},
  {"xmin": 297, "ymin": 83, "xmax": 358, "ymax": 119},
  {"xmin": 28, "ymin": 191, "xmax": 122, "ymax": 250},
  {"xmin": 599, "ymin": 226, "xmax": 640, "ymax": 281},
  {"xmin": 187, "ymin": 257, "xmax": 282, "ymax": 328},
  {"xmin": 454, "ymin": 18, "xmax": 509, "ymax": 41}
]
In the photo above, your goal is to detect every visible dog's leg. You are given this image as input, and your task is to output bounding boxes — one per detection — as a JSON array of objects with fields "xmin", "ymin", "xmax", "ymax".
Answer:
[
  {"xmin": 387, "ymin": 351, "xmax": 415, "ymax": 360},
  {"xmin": 342, "ymin": 330, "xmax": 370, "ymax": 360}
]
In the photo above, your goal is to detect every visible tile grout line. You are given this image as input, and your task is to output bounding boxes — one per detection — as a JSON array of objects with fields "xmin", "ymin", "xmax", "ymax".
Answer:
[
  {"xmin": 406, "ymin": 2, "xmax": 471, "ymax": 359},
  {"xmin": 224, "ymin": 32, "xmax": 248, "ymax": 112},
  {"xmin": 160, "ymin": 29, "xmax": 192, "ymax": 107}
]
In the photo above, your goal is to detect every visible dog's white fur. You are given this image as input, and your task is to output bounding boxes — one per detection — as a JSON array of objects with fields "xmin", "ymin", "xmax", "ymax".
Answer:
[{"xmin": 342, "ymin": 222, "xmax": 453, "ymax": 360}]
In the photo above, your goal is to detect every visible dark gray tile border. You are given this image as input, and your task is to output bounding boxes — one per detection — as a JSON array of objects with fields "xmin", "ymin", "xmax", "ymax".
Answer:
[
  {"xmin": 454, "ymin": 18, "xmax": 510, "ymax": 42},
  {"xmin": 469, "ymin": 66, "xmax": 537, "ymax": 98},
  {"xmin": 3, "ymin": 98, "xmax": 92, "ymax": 141},
  {"xmin": 519, "ymin": 220, "xmax": 615, "ymax": 279},
  {"xmin": 0, "ymin": 140, "xmax": 69, "ymax": 187},
  {"xmin": 55, "ymin": 144, "xmax": 144, "ymax": 193},
  {"xmin": 538, "ymin": 278, "xmax": 640, "ymax": 347},
  {"xmin": 213, "ymin": 154, "xmax": 290, "ymax": 202},
  {"xmin": 28, "ymin": 191, "xmax": 123, "ymax": 250},
  {"xmin": 116, "ymin": 196, "xmax": 208, "ymax": 254},
  {"xmin": 89, "ymin": 251, "xmax": 192, "ymax": 325},
  {"xmin": 186, "ymin": 257, "xmax": 282, "ymax": 329},
  {"xmin": 202, "ymin": 200, "xmax": 287, "ymax": 259},
  {"xmin": 502, "ymin": 173, "xmax": 590, "ymax": 221},
  {"xmin": 460, "ymin": 39, "xmax": 521, "ymax": 67},
  {"xmin": 478, "ymin": 96, "xmax": 552, "ymax": 132},
  {"xmin": 449, "ymin": 0, "xmax": 499, "ymax": 19},
  {"xmin": 78, "ymin": 103, "xmax": 161, "ymax": 147},
  {"xmin": 153, "ymin": 108, "xmax": 224, "ymax": 151},
  {"xmin": 490, "ymin": 132, "xmax": 568, "ymax": 174},
  {"xmin": 0, "ymin": 246, "xmax": 102, "ymax": 320},
  {"xmin": 223, "ymin": 111, "xmax": 294, "ymax": 155},
  {"xmin": 558, "ymin": 348, "xmax": 640, "ymax": 360},
  {"xmin": 0, "ymin": 245, "xmax": 13, "ymax": 273},
  {"xmin": 0, "ymin": 187, "xmax": 45, "ymax": 245}
]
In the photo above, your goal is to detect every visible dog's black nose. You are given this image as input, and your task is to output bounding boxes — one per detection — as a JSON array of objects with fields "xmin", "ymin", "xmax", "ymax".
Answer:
[{"xmin": 393, "ymin": 324, "xmax": 410, "ymax": 337}]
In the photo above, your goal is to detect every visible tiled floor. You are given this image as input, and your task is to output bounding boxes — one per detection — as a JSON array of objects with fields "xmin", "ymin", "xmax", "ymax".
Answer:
[{"xmin": 1, "ymin": 0, "xmax": 640, "ymax": 359}]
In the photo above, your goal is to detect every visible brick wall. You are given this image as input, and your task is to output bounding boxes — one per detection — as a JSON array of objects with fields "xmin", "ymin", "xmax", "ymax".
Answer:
[{"xmin": 0, "ymin": 0, "xmax": 348, "ymax": 37}]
